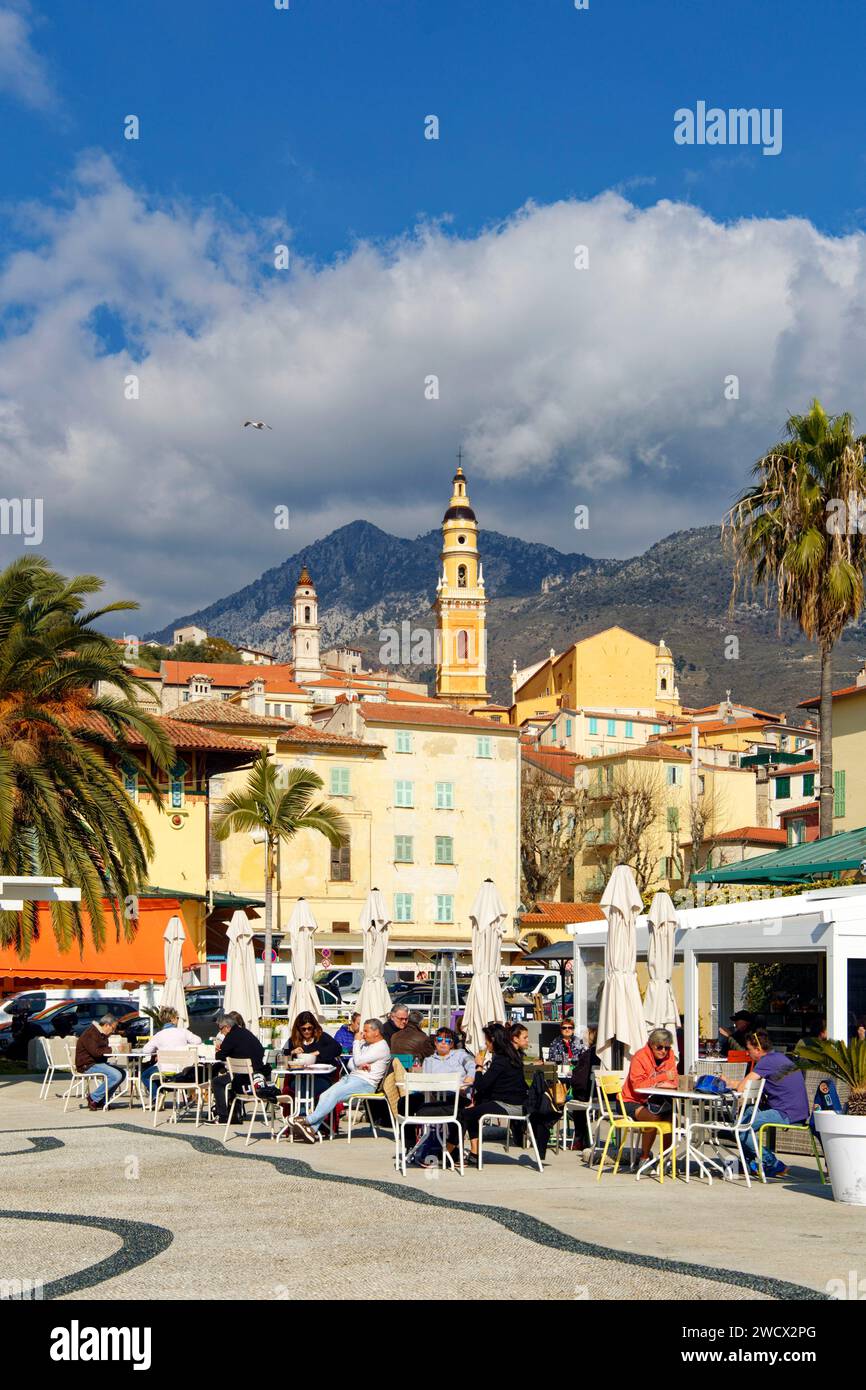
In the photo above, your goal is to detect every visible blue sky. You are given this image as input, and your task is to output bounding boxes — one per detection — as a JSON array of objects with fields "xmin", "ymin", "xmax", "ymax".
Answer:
[{"xmin": 1, "ymin": 0, "xmax": 865, "ymax": 628}]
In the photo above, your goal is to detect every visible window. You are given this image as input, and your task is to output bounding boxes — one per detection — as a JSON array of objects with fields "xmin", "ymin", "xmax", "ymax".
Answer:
[
  {"xmin": 658, "ymin": 856, "xmax": 671, "ymax": 878},
  {"xmin": 330, "ymin": 838, "xmax": 351, "ymax": 882},
  {"xmin": 775, "ymin": 775, "xmax": 791, "ymax": 799},
  {"xmin": 476, "ymin": 736, "xmax": 492, "ymax": 758},
  {"xmin": 591, "ymin": 745, "xmax": 601, "ymax": 757},
  {"xmin": 330, "ymin": 767, "xmax": 350, "ymax": 797},
  {"xmin": 652, "ymin": 723, "xmax": 661, "ymax": 734},
  {"xmin": 121, "ymin": 763, "xmax": 138, "ymax": 802},
  {"xmin": 588, "ymin": 717, "xmax": 598, "ymax": 735},
  {"xmin": 803, "ymin": 772, "xmax": 815, "ymax": 797},
  {"xmin": 457, "ymin": 564, "xmax": 467, "ymax": 588},
  {"xmin": 170, "ymin": 759, "xmax": 187, "ymax": 809},
  {"xmin": 625, "ymin": 721, "xmax": 634, "ymax": 738},
  {"xmin": 435, "ymin": 835, "xmax": 454, "ymax": 864},
  {"xmin": 396, "ymin": 730, "xmax": 413, "ymax": 754},
  {"xmin": 666, "ymin": 765, "xmax": 683, "ymax": 787},
  {"xmin": 395, "ymin": 779, "xmax": 414, "ymax": 807},
  {"xmin": 565, "ymin": 718, "xmax": 572, "ymax": 737},
  {"xmin": 607, "ymin": 719, "xmax": 616, "ymax": 736},
  {"xmin": 834, "ymin": 769, "xmax": 846, "ymax": 818},
  {"xmin": 435, "ymin": 781, "xmax": 454, "ymax": 809},
  {"xmin": 436, "ymin": 894, "xmax": 454, "ymax": 923},
  {"xmin": 788, "ymin": 820, "xmax": 805, "ymax": 847},
  {"xmin": 667, "ymin": 806, "xmax": 680, "ymax": 832},
  {"xmin": 457, "ymin": 630, "xmax": 469, "ymax": 660},
  {"xmin": 304, "ymin": 605, "xmax": 311, "ymax": 622},
  {"xmin": 394, "ymin": 835, "xmax": 414, "ymax": 862},
  {"xmin": 395, "ymin": 893, "xmax": 414, "ymax": 922},
  {"xmin": 602, "ymin": 810, "xmax": 612, "ymax": 841}
]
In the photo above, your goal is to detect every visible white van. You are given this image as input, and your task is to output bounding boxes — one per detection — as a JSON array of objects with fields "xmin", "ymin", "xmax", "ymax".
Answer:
[
  {"xmin": 0, "ymin": 987, "xmax": 137, "ymax": 1025},
  {"xmin": 501, "ymin": 970, "xmax": 562, "ymax": 1004}
]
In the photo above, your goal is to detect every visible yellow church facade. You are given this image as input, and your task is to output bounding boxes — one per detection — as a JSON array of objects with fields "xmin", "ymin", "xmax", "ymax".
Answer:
[{"xmin": 511, "ymin": 627, "xmax": 683, "ymax": 728}]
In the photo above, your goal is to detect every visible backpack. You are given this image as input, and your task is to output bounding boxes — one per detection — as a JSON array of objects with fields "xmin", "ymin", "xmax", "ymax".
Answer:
[
  {"xmin": 525, "ymin": 1069, "xmax": 562, "ymax": 1123},
  {"xmin": 694, "ymin": 1073, "xmax": 730, "ymax": 1095}
]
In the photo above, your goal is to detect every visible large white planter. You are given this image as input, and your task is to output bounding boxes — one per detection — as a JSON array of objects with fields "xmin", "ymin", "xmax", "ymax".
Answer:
[{"xmin": 814, "ymin": 1110, "xmax": 866, "ymax": 1205}]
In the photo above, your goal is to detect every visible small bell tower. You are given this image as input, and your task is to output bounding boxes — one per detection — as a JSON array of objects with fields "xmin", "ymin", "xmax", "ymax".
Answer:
[
  {"xmin": 292, "ymin": 566, "xmax": 321, "ymax": 678},
  {"xmin": 434, "ymin": 459, "xmax": 488, "ymax": 708}
]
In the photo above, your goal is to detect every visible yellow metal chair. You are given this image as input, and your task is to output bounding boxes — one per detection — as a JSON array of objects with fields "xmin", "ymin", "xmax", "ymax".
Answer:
[{"xmin": 595, "ymin": 1073, "xmax": 676, "ymax": 1183}]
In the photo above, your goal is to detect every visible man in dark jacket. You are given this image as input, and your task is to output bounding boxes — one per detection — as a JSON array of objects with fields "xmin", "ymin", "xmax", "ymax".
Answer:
[
  {"xmin": 388, "ymin": 1011, "xmax": 435, "ymax": 1062},
  {"xmin": 212, "ymin": 1011, "xmax": 270, "ymax": 1122},
  {"xmin": 75, "ymin": 1015, "xmax": 126, "ymax": 1110}
]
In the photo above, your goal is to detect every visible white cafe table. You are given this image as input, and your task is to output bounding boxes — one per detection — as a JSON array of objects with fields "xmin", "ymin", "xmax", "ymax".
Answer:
[
  {"xmin": 271, "ymin": 1063, "xmax": 337, "ymax": 1140},
  {"xmin": 636, "ymin": 1085, "xmax": 729, "ymax": 1183}
]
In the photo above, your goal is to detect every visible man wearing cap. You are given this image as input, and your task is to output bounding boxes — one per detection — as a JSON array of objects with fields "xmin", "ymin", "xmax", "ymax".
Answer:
[{"xmin": 719, "ymin": 1010, "xmax": 757, "ymax": 1056}]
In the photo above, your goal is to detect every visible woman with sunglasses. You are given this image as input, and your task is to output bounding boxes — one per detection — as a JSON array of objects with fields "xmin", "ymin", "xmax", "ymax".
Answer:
[
  {"xmin": 619, "ymin": 1028, "xmax": 679, "ymax": 1164},
  {"xmin": 405, "ymin": 1027, "xmax": 477, "ymax": 1167},
  {"xmin": 281, "ymin": 1011, "xmax": 343, "ymax": 1103}
]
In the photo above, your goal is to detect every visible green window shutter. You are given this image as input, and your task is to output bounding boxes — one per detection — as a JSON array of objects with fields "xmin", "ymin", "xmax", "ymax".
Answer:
[
  {"xmin": 395, "ymin": 779, "xmax": 414, "ymax": 807},
  {"xmin": 396, "ymin": 730, "xmax": 413, "ymax": 753},
  {"xmin": 394, "ymin": 835, "xmax": 413, "ymax": 862},
  {"xmin": 476, "ymin": 736, "xmax": 492, "ymax": 758},
  {"xmin": 588, "ymin": 717, "xmax": 598, "ymax": 735},
  {"xmin": 802, "ymin": 772, "xmax": 815, "ymax": 797},
  {"xmin": 667, "ymin": 806, "xmax": 679, "ymax": 832},
  {"xmin": 330, "ymin": 767, "xmax": 350, "ymax": 796},
  {"xmin": 394, "ymin": 893, "xmax": 413, "ymax": 922},
  {"xmin": 436, "ymin": 894, "xmax": 454, "ymax": 923},
  {"xmin": 565, "ymin": 718, "xmax": 572, "ymax": 737},
  {"xmin": 435, "ymin": 781, "xmax": 453, "ymax": 809},
  {"xmin": 607, "ymin": 719, "xmax": 616, "ymax": 736},
  {"xmin": 834, "ymin": 769, "xmax": 846, "ymax": 818},
  {"xmin": 625, "ymin": 721, "xmax": 634, "ymax": 738},
  {"xmin": 435, "ymin": 835, "xmax": 453, "ymax": 864},
  {"xmin": 775, "ymin": 775, "xmax": 790, "ymax": 799}
]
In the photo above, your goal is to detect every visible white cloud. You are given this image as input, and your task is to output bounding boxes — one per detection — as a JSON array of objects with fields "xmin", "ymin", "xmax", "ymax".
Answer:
[
  {"xmin": 0, "ymin": 3, "xmax": 53, "ymax": 109},
  {"xmin": 1, "ymin": 156, "xmax": 866, "ymax": 627}
]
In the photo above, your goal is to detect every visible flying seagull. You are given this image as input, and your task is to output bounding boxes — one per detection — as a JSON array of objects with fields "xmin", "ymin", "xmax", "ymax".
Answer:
[{"xmin": 243, "ymin": 420, "xmax": 272, "ymax": 430}]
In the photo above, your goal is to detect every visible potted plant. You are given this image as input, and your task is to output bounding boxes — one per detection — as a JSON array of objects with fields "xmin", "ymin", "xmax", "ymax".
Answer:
[{"xmin": 793, "ymin": 1037, "xmax": 866, "ymax": 1205}]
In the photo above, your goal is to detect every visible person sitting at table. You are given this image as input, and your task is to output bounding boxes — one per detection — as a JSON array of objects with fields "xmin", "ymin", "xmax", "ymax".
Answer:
[
  {"xmin": 381, "ymin": 1003, "xmax": 411, "ymax": 1046},
  {"xmin": 404, "ymin": 1026, "xmax": 476, "ymax": 1166},
  {"xmin": 718, "ymin": 1011, "xmax": 757, "ymax": 1056},
  {"xmin": 733, "ymin": 1029, "xmax": 810, "ymax": 1179},
  {"xmin": 334, "ymin": 1012, "xmax": 360, "ymax": 1051},
  {"xmin": 281, "ymin": 1011, "xmax": 343, "ymax": 1101},
  {"xmin": 463, "ymin": 1022, "xmax": 534, "ymax": 1168},
  {"xmin": 75, "ymin": 1014, "xmax": 126, "ymax": 1111},
  {"xmin": 212, "ymin": 1011, "xmax": 270, "ymax": 1124},
  {"xmin": 547, "ymin": 1017, "xmax": 583, "ymax": 1064},
  {"xmin": 388, "ymin": 1010, "xmax": 435, "ymax": 1064},
  {"xmin": 620, "ymin": 1028, "xmax": 679, "ymax": 1164},
  {"xmin": 569, "ymin": 1025, "xmax": 599, "ymax": 1153},
  {"xmin": 290, "ymin": 1018, "xmax": 391, "ymax": 1142},
  {"xmin": 139, "ymin": 1007, "xmax": 202, "ymax": 1104}
]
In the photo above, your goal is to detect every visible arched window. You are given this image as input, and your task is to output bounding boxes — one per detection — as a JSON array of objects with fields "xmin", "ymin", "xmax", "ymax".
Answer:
[
  {"xmin": 304, "ymin": 605, "xmax": 311, "ymax": 623},
  {"xmin": 457, "ymin": 564, "xmax": 467, "ymax": 588},
  {"xmin": 457, "ymin": 629, "xmax": 469, "ymax": 661},
  {"xmin": 660, "ymin": 676, "xmax": 667, "ymax": 691}
]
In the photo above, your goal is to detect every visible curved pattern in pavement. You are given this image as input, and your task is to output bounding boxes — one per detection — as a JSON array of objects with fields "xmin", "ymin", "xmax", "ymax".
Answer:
[
  {"xmin": 0, "ymin": 1122, "xmax": 829, "ymax": 1300},
  {"xmin": 0, "ymin": 1134, "xmax": 64, "ymax": 1158},
  {"xmin": 0, "ymin": 1208, "xmax": 173, "ymax": 1300}
]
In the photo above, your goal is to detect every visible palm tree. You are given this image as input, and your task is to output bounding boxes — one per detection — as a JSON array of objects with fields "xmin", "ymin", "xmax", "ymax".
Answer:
[
  {"xmin": 793, "ymin": 1036, "xmax": 866, "ymax": 1116},
  {"xmin": 0, "ymin": 555, "xmax": 174, "ymax": 954},
  {"xmin": 212, "ymin": 752, "xmax": 348, "ymax": 1012},
  {"xmin": 726, "ymin": 400, "xmax": 866, "ymax": 838}
]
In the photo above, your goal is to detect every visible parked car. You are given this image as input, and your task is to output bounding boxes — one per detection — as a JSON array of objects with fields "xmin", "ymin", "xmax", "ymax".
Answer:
[
  {"xmin": 184, "ymin": 980, "xmax": 343, "ymax": 1033},
  {"xmin": 315, "ymin": 967, "xmax": 406, "ymax": 1005},
  {"xmin": 0, "ymin": 997, "xmax": 146, "ymax": 1055},
  {"xmin": 0, "ymin": 987, "xmax": 128, "ymax": 1026},
  {"xmin": 502, "ymin": 971, "xmax": 562, "ymax": 1004},
  {"xmin": 388, "ymin": 981, "xmax": 469, "ymax": 1010}
]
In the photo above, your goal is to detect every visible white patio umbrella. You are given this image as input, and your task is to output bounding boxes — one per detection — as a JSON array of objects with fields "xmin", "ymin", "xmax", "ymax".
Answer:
[
  {"xmin": 162, "ymin": 916, "xmax": 189, "ymax": 1028},
  {"xmin": 597, "ymin": 864, "xmax": 646, "ymax": 1066},
  {"xmin": 286, "ymin": 898, "xmax": 321, "ymax": 1026},
  {"xmin": 355, "ymin": 889, "xmax": 392, "ymax": 1021},
  {"xmin": 223, "ymin": 910, "xmax": 261, "ymax": 1031},
  {"xmin": 462, "ymin": 879, "xmax": 508, "ymax": 1052},
  {"xmin": 644, "ymin": 891, "xmax": 681, "ymax": 1055}
]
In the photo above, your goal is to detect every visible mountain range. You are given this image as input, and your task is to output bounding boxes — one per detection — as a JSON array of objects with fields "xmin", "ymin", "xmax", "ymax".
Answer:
[{"xmin": 149, "ymin": 521, "xmax": 866, "ymax": 713}]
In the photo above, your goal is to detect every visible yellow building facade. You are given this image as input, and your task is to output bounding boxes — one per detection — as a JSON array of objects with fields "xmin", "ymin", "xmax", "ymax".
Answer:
[
  {"xmin": 800, "ymin": 676, "xmax": 866, "ymax": 833},
  {"xmin": 212, "ymin": 705, "xmax": 521, "ymax": 963},
  {"xmin": 511, "ymin": 628, "xmax": 682, "ymax": 728},
  {"xmin": 434, "ymin": 467, "xmax": 489, "ymax": 709}
]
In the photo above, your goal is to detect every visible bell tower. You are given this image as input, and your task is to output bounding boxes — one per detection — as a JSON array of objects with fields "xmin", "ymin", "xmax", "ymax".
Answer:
[
  {"xmin": 292, "ymin": 566, "xmax": 321, "ymax": 678},
  {"xmin": 434, "ymin": 463, "xmax": 489, "ymax": 708}
]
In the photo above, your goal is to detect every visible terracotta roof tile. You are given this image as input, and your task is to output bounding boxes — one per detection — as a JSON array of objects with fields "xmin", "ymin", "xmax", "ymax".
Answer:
[
  {"xmin": 520, "ymin": 902, "xmax": 605, "ymax": 924},
  {"xmin": 77, "ymin": 711, "xmax": 259, "ymax": 754},
  {"xmin": 357, "ymin": 703, "xmax": 518, "ymax": 733},
  {"xmin": 769, "ymin": 761, "xmax": 818, "ymax": 777},
  {"xmin": 799, "ymin": 683, "xmax": 866, "ymax": 707},
  {"xmin": 778, "ymin": 801, "xmax": 819, "ymax": 819},
  {"xmin": 160, "ymin": 661, "xmax": 305, "ymax": 694}
]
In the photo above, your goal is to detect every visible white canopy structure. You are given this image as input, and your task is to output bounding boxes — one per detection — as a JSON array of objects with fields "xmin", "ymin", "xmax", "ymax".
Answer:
[
  {"xmin": 162, "ymin": 916, "xmax": 189, "ymax": 1027},
  {"xmin": 355, "ymin": 889, "xmax": 392, "ymax": 1020},
  {"xmin": 224, "ymin": 910, "xmax": 261, "ymax": 1031},
  {"xmin": 286, "ymin": 898, "xmax": 321, "ymax": 1026}
]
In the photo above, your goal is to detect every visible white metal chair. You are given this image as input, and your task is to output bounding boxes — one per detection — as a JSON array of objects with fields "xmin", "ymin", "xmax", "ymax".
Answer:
[
  {"xmin": 61, "ymin": 1040, "xmax": 96, "ymax": 1112},
  {"xmin": 688, "ymin": 1076, "xmax": 765, "ymax": 1187},
  {"xmin": 40, "ymin": 1035, "xmax": 72, "ymax": 1100},
  {"xmin": 395, "ymin": 1074, "xmax": 464, "ymax": 1176},
  {"xmin": 222, "ymin": 1058, "xmax": 279, "ymax": 1146},
  {"xmin": 477, "ymin": 1110, "xmax": 544, "ymax": 1173},
  {"xmin": 152, "ymin": 1049, "xmax": 208, "ymax": 1129}
]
